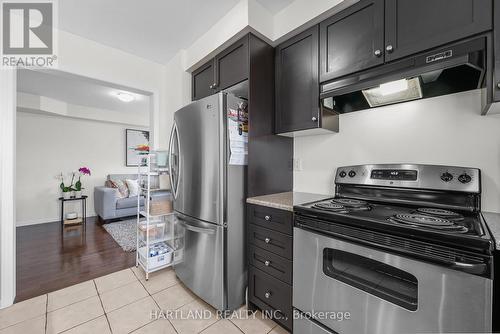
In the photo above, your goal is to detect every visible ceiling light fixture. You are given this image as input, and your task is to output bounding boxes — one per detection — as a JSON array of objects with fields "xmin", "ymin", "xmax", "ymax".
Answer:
[
  {"xmin": 116, "ymin": 92, "xmax": 135, "ymax": 102},
  {"xmin": 362, "ymin": 77, "xmax": 423, "ymax": 107}
]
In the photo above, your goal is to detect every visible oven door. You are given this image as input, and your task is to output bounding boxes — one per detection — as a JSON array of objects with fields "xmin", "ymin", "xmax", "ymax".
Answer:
[{"xmin": 293, "ymin": 226, "xmax": 493, "ymax": 334}]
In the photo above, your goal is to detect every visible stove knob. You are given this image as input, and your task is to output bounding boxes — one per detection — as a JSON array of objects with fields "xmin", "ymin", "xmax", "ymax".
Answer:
[
  {"xmin": 458, "ymin": 173, "xmax": 472, "ymax": 184},
  {"xmin": 348, "ymin": 170, "xmax": 356, "ymax": 178},
  {"xmin": 440, "ymin": 172, "xmax": 453, "ymax": 182},
  {"xmin": 339, "ymin": 171, "xmax": 347, "ymax": 178}
]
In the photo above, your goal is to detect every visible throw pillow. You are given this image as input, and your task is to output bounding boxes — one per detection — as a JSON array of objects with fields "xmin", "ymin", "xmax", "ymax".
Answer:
[
  {"xmin": 125, "ymin": 179, "xmax": 140, "ymax": 197},
  {"xmin": 106, "ymin": 179, "xmax": 129, "ymax": 198}
]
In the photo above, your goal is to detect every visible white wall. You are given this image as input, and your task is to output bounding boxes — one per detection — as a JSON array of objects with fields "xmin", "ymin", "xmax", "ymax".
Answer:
[
  {"xmin": 16, "ymin": 111, "xmax": 148, "ymax": 226},
  {"xmin": 56, "ymin": 30, "xmax": 166, "ymax": 149},
  {"xmin": 158, "ymin": 52, "xmax": 192, "ymax": 150},
  {"xmin": 294, "ymin": 90, "xmax": 500, "ymax": 212}
]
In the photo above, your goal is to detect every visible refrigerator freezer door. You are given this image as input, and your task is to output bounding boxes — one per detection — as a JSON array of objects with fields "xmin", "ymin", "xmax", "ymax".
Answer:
[
  {"xmin": 174, "ymin": 213, "xmax": 225, "ymax": 310},
  {"xmin": 173, "ymin": 94, "xmax": 223, "ymax": 225}
]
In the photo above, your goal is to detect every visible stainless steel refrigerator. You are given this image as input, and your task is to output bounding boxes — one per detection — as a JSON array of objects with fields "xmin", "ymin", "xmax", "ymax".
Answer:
[{"xmin": 168, "ymin": 92, "xmax": 247, "ymax": 311}]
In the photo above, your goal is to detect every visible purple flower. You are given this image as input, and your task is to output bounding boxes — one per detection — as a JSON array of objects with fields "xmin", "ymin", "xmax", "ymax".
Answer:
[{"xmin": 79, "ymin": 167, "xmax": 91, "ymax": 176}]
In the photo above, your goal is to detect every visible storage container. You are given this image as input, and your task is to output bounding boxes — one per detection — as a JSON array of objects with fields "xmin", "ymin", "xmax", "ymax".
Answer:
[
  {"xmin": 138, "ymin": 243, "xmax": 173, "ymax": 270},
  {"xmin": 138, "ymin": 221, "xmax": 165, "ymax": 242}
]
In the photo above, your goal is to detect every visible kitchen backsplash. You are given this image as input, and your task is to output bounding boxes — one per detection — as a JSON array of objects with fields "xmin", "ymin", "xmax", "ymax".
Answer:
[{"xmin": 294, "ymin": 89, "xmax": 500, "ymax": 213}]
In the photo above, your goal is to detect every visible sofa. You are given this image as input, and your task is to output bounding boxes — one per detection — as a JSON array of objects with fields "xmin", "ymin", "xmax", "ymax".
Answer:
[{"xmin": 94, "ymin": 174, "xmax": 145, "ymax": 221}]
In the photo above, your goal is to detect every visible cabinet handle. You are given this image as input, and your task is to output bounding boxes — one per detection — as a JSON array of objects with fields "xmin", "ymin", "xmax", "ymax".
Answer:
[
  {"xmin": 264, "ymin": 292, "xmax": 271, "ymax": 299},
  {"xmin": 311, "ymin": 116, "xmax": 318, "ymax": 122},
  {"xmin": 497, "ymin": 83, "xmax": 500, "ymax": 89},
  {"xmin": 264, "ymin": 215, "xmax": 271, "ymax": 221},
  {"xmin": 264, "ymin": 237, "xmax": 271, "ymax": 244},
  {"xmin": 264, "ymin": 260, "xmax": 271, "ymax": 266},
  {"xmin": 386, "ymin": 45, "xmax": 394, "ymax": 53},
  {"xmin": 374, "ymin": 49, "xmax": 382, "ymax": 57}
]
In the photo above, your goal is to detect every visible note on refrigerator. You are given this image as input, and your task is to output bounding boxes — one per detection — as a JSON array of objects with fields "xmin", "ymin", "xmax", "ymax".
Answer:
[{"xmin": 228, "ymin": 115, "xmax": 248, "ymax": 166}]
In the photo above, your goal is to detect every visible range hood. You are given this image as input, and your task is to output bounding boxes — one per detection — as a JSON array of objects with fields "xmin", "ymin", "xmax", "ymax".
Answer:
[{"xmin": 320, "ymin": 37, "xmax": 486, "ymax": 114}]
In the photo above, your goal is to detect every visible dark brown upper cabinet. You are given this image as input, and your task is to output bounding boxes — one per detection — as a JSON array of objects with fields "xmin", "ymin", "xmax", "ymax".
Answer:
[
  {"xmin": 191, "ymin": 60, "xmax": 215, "ymax": 101},
  {"xmin": 319, "ymin": 0, "xmax": 384, "ymax": 83},
  {"xmin": 275, "ymin": 26, "xmax": 320, "ymax": 134},
  {"xmin": 384, "ymin": 0, "xmax": 493, "ymax": 62},
  {"xmin": 191, "ymin": 36, "xmax": 249, "ymax": 101},
  {"xmin": 215, "ymin": 37, "xmax": 249, "ymax": 91}
]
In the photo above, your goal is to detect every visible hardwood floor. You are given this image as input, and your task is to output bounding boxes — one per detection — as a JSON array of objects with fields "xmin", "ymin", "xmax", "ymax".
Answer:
[{"xmin": 16, "ymin": 216, "xmax": 136, "ymax": 302}]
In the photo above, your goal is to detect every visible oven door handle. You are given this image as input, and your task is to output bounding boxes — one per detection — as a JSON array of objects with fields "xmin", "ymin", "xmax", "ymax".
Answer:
[{"xmin": 449, "ymin": 261, "xmax": 487, "ymax": 275}]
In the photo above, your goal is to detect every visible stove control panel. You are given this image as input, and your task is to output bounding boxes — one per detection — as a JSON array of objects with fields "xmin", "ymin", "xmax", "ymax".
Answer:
[
  {"xmin": 371, "ymin": 169, "xmax": 418, "ymax": 181},
  {"xmin": 335, "ymin": 164, "xmax": 480, "ymax": 193}
]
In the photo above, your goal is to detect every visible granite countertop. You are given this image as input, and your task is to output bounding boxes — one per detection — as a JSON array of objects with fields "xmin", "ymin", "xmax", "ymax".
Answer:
[
  {"xmin": 482, "ymin": 211, "xmax": 500, "ymax": 250},
  {"xmin": 246, "ymin": 191, "xmax": 331, "ymax": 212}
]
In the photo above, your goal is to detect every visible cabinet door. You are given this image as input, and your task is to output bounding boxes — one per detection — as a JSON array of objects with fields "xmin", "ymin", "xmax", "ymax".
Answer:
[
  {"xmin": 214, "ymin": 36, "xmax": 249, "ymax": 91},
  {"xmin": 275, "ymin": 26, "xmax": 319, "ymax": 134},
  {"xmin": 319, "ymin": 0, "xmax": 384, "ymax": 82},
  {"xmin": 385, "ymin": 0, "xmax": 492, "ymax": 62},
  {"xmin": 494, "ymin": 1, "xmax": 500, "ymax": 102},
  {"xmin": 191, "ymin": 60, "xmax": 215, "ymax": 101}
]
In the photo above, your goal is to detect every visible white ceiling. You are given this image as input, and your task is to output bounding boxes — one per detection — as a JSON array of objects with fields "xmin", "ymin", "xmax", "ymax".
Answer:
[
  {"xmin": 59, "ymin": 0, "xmax": 241, "ymax": 64},
  {"xmin": 17, "ymin": 70, "xmax": 150, "ymax": 114},
  {"xmin": 255, "ymin": 0, "xmax": 294, "ymax": 14}
]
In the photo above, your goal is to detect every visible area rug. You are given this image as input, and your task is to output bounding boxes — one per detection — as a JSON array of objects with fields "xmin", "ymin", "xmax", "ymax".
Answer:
[{"xmin": 103, "ymin": 218, "xmax": 137, "ymax": 252}]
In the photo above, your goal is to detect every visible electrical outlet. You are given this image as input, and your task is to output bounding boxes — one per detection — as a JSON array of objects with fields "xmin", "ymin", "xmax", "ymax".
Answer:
[{"xmin": 292, "ymin": 158, "xmax": 303, "ymax": 172}]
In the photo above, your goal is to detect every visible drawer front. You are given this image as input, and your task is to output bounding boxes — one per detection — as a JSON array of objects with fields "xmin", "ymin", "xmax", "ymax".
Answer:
[
  {"xmin": 249, "ymin": 245, "xmax": 292, "ymax": 284},
  {"xmin": 249, "ymin": 266, "xmax": 292, "ymax": 330},
  {"xmin": 294, "ymin": 316, "xmax": 335, "ymax": 334},
  {"xmin": 247, "ymin": 204, "xmax": 293, "ymax": 235},
  {"xmin": 248, "ymin": 224, "xmax": 292, "ymax": 260}
]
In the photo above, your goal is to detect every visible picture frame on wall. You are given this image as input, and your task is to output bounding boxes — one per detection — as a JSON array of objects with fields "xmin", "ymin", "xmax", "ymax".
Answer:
[{"xmin": 126, "ymin": 129, "xmax": 150, "ymax": 166}]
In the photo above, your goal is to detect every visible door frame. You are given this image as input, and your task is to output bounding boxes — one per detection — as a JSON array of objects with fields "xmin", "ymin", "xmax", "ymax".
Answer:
[
  {"xmin": 0, "ymin": 69, "xmax": 17, "ymax": 309},
  {"xmin": 0, "ymin": 68, "xmax": 159, "ymax": 308}
]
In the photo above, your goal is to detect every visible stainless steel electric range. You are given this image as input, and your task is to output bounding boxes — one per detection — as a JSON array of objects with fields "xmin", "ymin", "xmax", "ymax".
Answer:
[{"xmin": 293, "ymin": 164, "xmax": 494, "ymax": 334}]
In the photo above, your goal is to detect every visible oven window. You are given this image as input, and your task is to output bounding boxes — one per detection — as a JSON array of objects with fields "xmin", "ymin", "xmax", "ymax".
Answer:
[{"xmin": 323, "ymin": 248, "xmax": 418, "ymax": 311}]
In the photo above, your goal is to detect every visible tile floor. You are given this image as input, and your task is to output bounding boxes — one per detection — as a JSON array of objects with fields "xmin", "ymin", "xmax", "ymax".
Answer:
[{"xmin": 0, "ymin": 267, "xmax": 290, "ymax": 334}]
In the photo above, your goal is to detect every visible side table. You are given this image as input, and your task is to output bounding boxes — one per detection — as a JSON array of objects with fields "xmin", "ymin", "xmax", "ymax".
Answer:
[{"xmin": 59, "ymin": 195, "xmax": 87, "ymax": 225}]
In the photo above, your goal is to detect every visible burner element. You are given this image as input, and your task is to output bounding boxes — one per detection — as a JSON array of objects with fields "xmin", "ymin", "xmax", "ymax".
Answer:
[
  {"xmin": 390, "ymin": 214, "xmax": 468, "ymax": 233},
  {"xmin": 394, "ymin": 214, "xmax": 453, "ymax": 226},
  {"xmin": 313, "ymin": 202, "xmax": 347, "ymax": 212},
  {"xmin": 416, "ymin": 208, "xmax": 463, "ymax": 219},
  {"xmin": 331, "ymin": 198, "xmax": 367, "ymax": 207},
  {"xmin": 311, "ymin": 198, "xmax": 371, "ymax": 213}
]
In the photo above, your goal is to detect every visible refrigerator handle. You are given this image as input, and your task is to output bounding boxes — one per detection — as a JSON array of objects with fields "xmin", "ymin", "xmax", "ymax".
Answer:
[
  {"xmin": 176, "ymin": 212, "xmax": 217, "ymax": 234},
  {"xmin": 178, "ymin": 220, "xmax": 216, "ymax": 234},
  {"xmin": 168, "ymin": 122, "xmax": 180, "ymax": 199}
]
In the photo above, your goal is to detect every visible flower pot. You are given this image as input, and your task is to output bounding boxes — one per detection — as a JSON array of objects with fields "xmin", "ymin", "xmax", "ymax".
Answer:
[
  {"xmin": 74, "ymin": 191, "xmax": 82, "ymax": 198},
  {"xmin": 63, "ymin": 192, "xmax": 71, "ymax": 199}
]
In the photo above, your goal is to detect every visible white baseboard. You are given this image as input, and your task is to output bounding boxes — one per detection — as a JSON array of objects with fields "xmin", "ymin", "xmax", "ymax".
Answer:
[
  {"xmin": 0, "ymin": 296, "xmax": 14, "ymax": 309},
  {"xmin": 17, "ymin": 211, "xmax": 97, "ymax": 227},
  {"xmin": 16, "ymin": 218, "xmax": 60, "ymax": 227}
]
